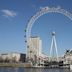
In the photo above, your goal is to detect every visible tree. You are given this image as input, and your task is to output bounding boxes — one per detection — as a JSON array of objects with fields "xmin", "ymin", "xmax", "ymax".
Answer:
[
  {"xmin": 0, "ymin": 56, "xmax": 3, "ymax": 63},
  {"xmin": 4, "ymin": 57, "xmax": 9, "ymax": 63},
  {"xmin": 12, "ymin": 56, "xmax": 17, "ymax": 63}
]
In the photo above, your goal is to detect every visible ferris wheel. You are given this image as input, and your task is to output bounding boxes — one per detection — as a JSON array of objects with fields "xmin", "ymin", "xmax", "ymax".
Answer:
[{"xmin": 24, "ymin": 6, "xmax": 72, "ymax": 61}]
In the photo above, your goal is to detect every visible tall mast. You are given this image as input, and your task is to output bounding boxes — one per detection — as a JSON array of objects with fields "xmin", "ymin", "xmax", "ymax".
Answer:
[{"xmin": 49, "ymin": 31, "xmax": 59, "ymax": 62}]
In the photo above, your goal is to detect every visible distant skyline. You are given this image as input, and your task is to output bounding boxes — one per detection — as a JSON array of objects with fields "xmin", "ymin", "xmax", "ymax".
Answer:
[{"xmin": 0, "ymin": 0, "xmax": 72, "ymax": 56}]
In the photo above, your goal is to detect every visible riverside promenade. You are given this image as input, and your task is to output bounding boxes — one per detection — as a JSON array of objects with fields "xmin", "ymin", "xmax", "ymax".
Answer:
[
  {"xmin": 0, "ymin": 63, "xmax": 32, "ymax": 67},
  {"xmin": 0, "ymin": 63, "xmax": 70, "ymax": 69}
]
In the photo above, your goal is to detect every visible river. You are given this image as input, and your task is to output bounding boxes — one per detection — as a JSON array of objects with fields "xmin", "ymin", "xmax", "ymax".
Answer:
[{"xmin": 0, "ymin": 67, "xmax": 72, "ymax": 72}]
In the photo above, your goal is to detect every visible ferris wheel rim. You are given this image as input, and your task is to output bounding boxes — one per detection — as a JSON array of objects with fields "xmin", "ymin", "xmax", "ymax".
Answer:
[{"xmin": 26, "ymin": 6, "xmax": 72, "ymax": 45}]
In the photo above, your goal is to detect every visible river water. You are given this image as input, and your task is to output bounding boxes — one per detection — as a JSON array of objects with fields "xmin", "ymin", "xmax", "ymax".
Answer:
[{"xmin": 0, "ymin": 67, "xmax": 72, "ymax": 72}]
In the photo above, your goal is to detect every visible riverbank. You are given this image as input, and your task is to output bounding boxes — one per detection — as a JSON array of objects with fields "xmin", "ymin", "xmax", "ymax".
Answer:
[
  {"xmin": 0, "ymin": 63, "xmax": 70, "ymax": 69},
  {"xmin": 0, "ymin": 63, "xmax": 32, "ymax": 67}
]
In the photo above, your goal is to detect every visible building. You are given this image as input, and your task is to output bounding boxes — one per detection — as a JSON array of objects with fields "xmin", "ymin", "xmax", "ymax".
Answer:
[
  {"xmin": 64, "ymin": 49, "xmax": 72, "ymax": 64},
  {"xmin": 0, "ymin": 53, "xmax": 26, "ymax": 63},
  {"xmin": 27, "ymin": 36, "xmax": 42, "ymax": 64},
  {"xmin": 58, "ymin": 56, "xmax": 64, "ymax": 62},
  {"xmin": 20, "ymin": 53, "xmax": 26, "ymax": 62}
]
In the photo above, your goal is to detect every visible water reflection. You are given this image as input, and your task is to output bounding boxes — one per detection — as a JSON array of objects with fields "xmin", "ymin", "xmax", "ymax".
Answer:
[
  {"xmin": 0, "ymin": 67, "xmax": 19, "ymax": 72},
  {"xmin": 24, "ymin": 68, "xmax": 43, "ymax": 72},
  {"xmin": 0, "ymin": 67, "xmax": 71, "ymax": 72},
  {"xmin": 23, "ymin": 68, "xmax": 71, "ymax": 72}
]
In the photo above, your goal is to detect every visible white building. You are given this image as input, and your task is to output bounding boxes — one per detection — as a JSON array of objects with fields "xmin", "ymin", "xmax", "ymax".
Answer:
[
  {"xmin": 0, "ymin": 52, "xmax": 20, "ymax": 62},
  {"xmin": 64, "ymin": 49, "xmax": 72, "ymax": 64},
  {"xmin": 27, "ymin": 36, "xmax": 42, "ymax": 62},
  {"xmin": 40, "ymin": 53, "xmax": 49, "ymax": 61},
  {"xmin": 27, "ymin": 36, "xmax": 51, "ymax": 66}
]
